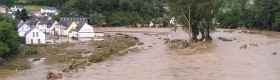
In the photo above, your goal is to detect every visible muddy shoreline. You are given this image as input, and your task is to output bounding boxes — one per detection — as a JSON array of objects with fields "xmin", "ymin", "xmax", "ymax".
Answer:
[{"xmin": 2, "ymin": 27, "xmax": 280, "ymax": 80}]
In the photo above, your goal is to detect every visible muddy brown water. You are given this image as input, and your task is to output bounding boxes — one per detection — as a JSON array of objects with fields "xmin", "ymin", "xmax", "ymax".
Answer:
[{"xmin": 2, "ymin": 28, "xmax": 280, "ymax": 80}]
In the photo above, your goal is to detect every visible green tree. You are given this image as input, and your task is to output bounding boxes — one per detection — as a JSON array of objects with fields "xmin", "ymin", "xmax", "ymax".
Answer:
[
  {"xmin": 196, "ymin": 0, "xmax": 218, "ymax": 41},
  {"xmin": 15, "ymin": 10, "xmax": 21, "ymax": 19},
  {"xmin": 0, "ymin": 14, "xmax": 20, "ymax": 59},
  {"xmin": 167, "ymin": 0, "xmax": 203, "ymax": 41},
  {"xmin": 15, "ymin": 9, "xmax": 29, "ymax": 22},
  {"xmin": 51, "ymin": 15, "xmax": 60, "ymax": 21},
  {"xmin": 20, "ymin": 9, "xmax": 29, "ymax": 22},
  {"xmin": 89, "ymin": 12, "xmax": 105, "ymax": 26}
]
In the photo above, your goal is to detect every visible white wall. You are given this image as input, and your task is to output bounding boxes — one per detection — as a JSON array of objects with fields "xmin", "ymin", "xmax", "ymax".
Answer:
[
  {"xmin": 18, "ymin": 24, "xmax": 31, "ymax": 37},
  {"xmin": 77, "ymin": 23, "xmax": 95, "ymax": 38},
  {"xmin": 46, "ymin": 21, "xmax": 57, "ymax": 34},
  {"xmin": 25, "ymin": 28, "xmax": 46, "ymax": 44},
  {"xmin": 40, "ymin": 9, "xmax": 57, "ymax": 13}
]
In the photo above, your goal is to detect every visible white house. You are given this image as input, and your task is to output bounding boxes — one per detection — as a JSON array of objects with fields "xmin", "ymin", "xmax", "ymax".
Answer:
[
  {"xmin": 25, "ymin": 27, "xmax": 45, "ymax": 44},
  {"xmin": 18, "ymin": 23, "xmax": 32, "ymax": 37},
  {"xmin": 11, "ymin": 5, "xmax": 23, "ymax": 12},
  {"xmin": 41, "ymin": 7, "xmax": 57, "ymax": 14},
  {"xmin": 46, "ymin": 21, "xmax": 58, "ymax": 34},
  {"xmin": 36, "ymin": 20, "xmax": 57, "ymax": 33},
  {"xmin": 69, "ymin": 22, "xmax": 95, "ymax": 39}
]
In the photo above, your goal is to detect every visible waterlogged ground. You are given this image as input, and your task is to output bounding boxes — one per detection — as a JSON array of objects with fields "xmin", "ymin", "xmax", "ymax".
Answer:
[{"xmin": 2, "ymin": 27, "xmax": 280, "ymax": 80}]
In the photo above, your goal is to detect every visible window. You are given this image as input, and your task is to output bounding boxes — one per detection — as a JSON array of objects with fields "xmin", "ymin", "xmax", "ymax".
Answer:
[
  {"xmin": 33, "ymin": 32, "xmax": 35, "ymax": 37},
  {"xmin": 22, "ymin": 27, "xmax": 23, "ymax": 30},
  {"xmin": 38, "ymin": 39, "xmax": 40, "ymax": 44},
  {"xmin": 36, "ymin": 32, "xmax": 38, "ymax": 37}
]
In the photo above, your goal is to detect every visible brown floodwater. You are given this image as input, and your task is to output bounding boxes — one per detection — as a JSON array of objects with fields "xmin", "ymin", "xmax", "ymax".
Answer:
[{"xmin": 2, "ymin": 27, "xmax": 280, "ymax": 80}]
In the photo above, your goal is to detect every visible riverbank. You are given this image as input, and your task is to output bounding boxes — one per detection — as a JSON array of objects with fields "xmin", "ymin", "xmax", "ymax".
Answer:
[{"xmin": 3, "ymin": 27, "xmax": 280, "ymax": 80}]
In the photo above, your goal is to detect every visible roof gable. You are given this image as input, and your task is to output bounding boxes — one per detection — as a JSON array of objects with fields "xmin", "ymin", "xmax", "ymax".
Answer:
[{"xmin": 25, "ymin": 27, "xmax": 43, "ymax": 35}]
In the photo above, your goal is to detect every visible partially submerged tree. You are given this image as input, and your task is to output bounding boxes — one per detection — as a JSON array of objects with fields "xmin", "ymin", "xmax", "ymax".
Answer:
[
  {"xmin": 196, "ymin": 0, "xmax": 218, "ymax": 41},
  {"xmin": 167, "ymin": 0, "xmax": 198, "ymax": 41}
]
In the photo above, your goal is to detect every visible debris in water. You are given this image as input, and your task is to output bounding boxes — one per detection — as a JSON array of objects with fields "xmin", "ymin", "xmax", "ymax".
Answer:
[
  {"xmin": 138, "ymin": 42, "xmax": 144, "ymax": 45},
  {"xmin": 273, "ymin": 52, "xmax": 277, "ymax": 55},
  {"xmin": 240, "ymin": 43, "xmax": 259, "ymax": 49},
  {"xmin": 218, "ymin": 37, "xmax": 232, "ymax": 41},
  {"xmin": 46, "ymin": 71, "xmax": 63, "ymax": 79},
  {"xmin": 164, "ymin": 39, "xmax": 189, "ymax": 49}
]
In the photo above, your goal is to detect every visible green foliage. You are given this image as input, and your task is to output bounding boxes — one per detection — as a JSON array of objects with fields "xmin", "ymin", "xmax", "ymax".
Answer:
[
  {"xmin": 51, "ymin": 15, "xmax": 60, "ymax": 21},
  {"xmin": 0, "ymin": 14, "xmax": 20, "ymax": 60},
  {"xmin": 15, "ymin": 9, "xmax": 29, "ymax": 22},
  {"xmin": 216, "ymin": 0, "xmax": 280, "ymax": 31},
  {"xmin": 89, "ymin": 12, "xmax": 105, "ymax": 26},
  {"xmin": 59, "ymin": 0, "xmax": 166, "ymax": 26},
  {"xmin": 88, "ymin": 34, "xmax": 138, "ymax": 62},
  {"xmin": 0, "ymin": 0, "xmax": 15, "ymax": 7}
]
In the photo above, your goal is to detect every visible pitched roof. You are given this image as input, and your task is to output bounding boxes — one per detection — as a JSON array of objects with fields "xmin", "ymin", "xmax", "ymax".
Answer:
[
  {"xmin": 25, "ymin": 27, "xmax": 41, "ymax": 36},
  {"xmin": 28, "ymin": 12, "xmax": 36, "ymax": 17},
  {"xmin": 41, "ymin": 7, "xmax": 56, "ymax": 10},
  {"xmin": 15, "ymin": 19, "xmax": 22, "ymax": 24},
  {"xmin": 17, "ymin": 23, "xmax": 30, "ymax": 29},
  {"xmin": 59, "ymin": 21, "xmax": 74, "ymax": 30},
  {"xmin": 41, "ymin": 13, "xmax": 55, "ymax": 16},
  {"xmin": 60, "ymin": 17, "xmax": 88, "ymax": 21},
  {"xmin": 38, "ymin": 20, "xmax": 56, "ymax": 28},
  {"xmin": 75, "ymin": 22, "xmax": 86, "ymax": 32},
  {"xmin": 26, "ymin": 19, "xmax": 39, "ymax": 26}
]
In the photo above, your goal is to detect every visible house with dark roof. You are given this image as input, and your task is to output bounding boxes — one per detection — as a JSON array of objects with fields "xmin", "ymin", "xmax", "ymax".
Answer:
[
  {"xmin": 28, "ymin": 12, "xmax": 37, "ymax": 18},
  {"xmin": 68, "ymin": 22, "xmax": 95, "ymax": 39},
  {"xmin": 15, "ymin": 19, "xmax": 24, "ymax": 27},
  {"xmin": 25, "ymin": 27, "xmax": 45, "ymax": 44},
  {"xmin": 41, "ymin": 13, "xmax": 55, "ymax": 17},
  {"xmin": 37, "ymin": 20, "xmax": 57, "ymax": 33},
  {"xmin": 41, "ymin": 7, "xmax": 57, "ymax": 14},
  {"xmin": 18, "ymin": 23, "xmax": 33, "ymax": 37},
  {"xmin": 60, "ymin": 17, "xmax": 88, "ymax": 23},
  {"xmin": 0, "ymin": 5, "xmax": 8, "ymax": 14},
  {"xmin": 59, "ymin": 21, "xmax": 77, "ymax": 36},
  {"xmin": 11, "ymin": 5, "xmax": 23, "ymax": 12}
]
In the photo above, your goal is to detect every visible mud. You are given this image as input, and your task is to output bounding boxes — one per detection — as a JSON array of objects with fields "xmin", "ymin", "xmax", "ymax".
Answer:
[{"xmin": 2, "ymin": 27, "xmax": 280, "ymax": 80}]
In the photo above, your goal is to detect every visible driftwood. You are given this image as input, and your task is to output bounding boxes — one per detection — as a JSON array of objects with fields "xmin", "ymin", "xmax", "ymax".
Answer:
[
  {"xmin": 218, "ymin": 37, "xmax": 232, "ymax": 41},
  {"xmin": 240, "ymin": 43, "xmax": 259, "ymax": 49},
  {"xmin": 273, "ymin": 52, "xmax": 277, "ymax": 55},
  {"xmin": 46, "ymin": 71, "xmax": 62, "ymax": 79}
]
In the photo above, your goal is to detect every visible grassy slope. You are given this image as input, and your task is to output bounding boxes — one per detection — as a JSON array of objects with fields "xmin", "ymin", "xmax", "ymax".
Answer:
[
  {"xmin": 15, "ymin": 0, "xmax": 29, "ymax": 3},
  {"xmin": 24, "ymin": 5, "xmax": 41, "ymax": 11}
]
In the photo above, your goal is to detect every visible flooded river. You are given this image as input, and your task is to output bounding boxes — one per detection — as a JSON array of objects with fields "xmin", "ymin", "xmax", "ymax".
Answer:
[{"xmin": 2, "ymin": 28, "xmax": 280, "ymax": 80}]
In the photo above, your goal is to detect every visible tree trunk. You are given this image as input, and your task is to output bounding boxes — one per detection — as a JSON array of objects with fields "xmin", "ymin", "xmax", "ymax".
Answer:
[
  {"xmin": 205, "ymin": 24, "xmax": 212, "ymax": 41},
  {"xmin": 199, "ymin": 31, "xmax": 205, "ymax": 41},
  {"xmin": 188, "ymin": 7, "xmax": 193, "ymax": 42}
]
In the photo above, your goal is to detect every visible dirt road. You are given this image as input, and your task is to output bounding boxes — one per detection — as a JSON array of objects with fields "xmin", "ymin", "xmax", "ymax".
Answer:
[{"xmin": 3, "ymin": 27, "xmax": 280, "ymax": 80}]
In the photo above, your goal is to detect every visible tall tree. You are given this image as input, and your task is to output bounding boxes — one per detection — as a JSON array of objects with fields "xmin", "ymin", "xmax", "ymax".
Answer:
[
  {"xmin": 196, "ymin": 0, "xmax": 218, "ymax": 41},
  {"xmin": 167, "ymin": 0, "xmax": 202, "ymax": 41},
  {"xmin": 20, "ymin": 9, "xmax": 29, "ymax": 22},
  {"xmin": 15, "ymin": 10, "xmax": 21, "ymax": 19},
  {"xmin": 0, "ymin": 14, "xmax": 20, "ymax": 59},
  {"xmin": 89, "ymin": 12, "xmax": 105, "ymax": 26}
]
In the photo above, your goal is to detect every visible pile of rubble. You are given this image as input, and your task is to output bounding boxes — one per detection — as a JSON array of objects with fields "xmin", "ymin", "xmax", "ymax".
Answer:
[{"xmin": 164, "ymin": 38, "xmax": 189, "ymax": 49}]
